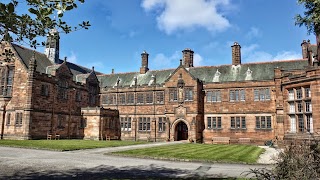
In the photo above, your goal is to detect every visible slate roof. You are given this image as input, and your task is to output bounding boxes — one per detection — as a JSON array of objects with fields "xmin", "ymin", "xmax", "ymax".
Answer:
[
  {"xmin": 12, "ymin": 43, "xmax": 53, "ymax": 73},
  {"xmin": 11, "ymin": 43, "xmax": 98, "ymax": 81},
  {"xmin": 98, "ymin": 60, "xmax": 308, "ymax": 88},
  {"xmin": 98, "ymin": 69, "xmax": 174, "ymax": 88}
]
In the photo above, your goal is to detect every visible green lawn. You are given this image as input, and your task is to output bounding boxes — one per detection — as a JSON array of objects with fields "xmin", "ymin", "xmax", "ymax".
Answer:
[
  {"xmin": 112, "ymin": 143, "xmax": 265, "ymax": 164},
  {"xmin": 0, "ymin": 140, "xmax": 147, "ymax": 151}
]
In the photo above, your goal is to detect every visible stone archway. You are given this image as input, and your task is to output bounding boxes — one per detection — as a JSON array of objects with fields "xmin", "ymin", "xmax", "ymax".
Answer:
[{"xmin": 175, "ymin": 121, "xmax": 188, "ymax": 141}]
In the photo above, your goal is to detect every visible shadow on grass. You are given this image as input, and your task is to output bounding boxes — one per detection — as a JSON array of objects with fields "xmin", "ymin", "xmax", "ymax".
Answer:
[{"xmin": 0, "ymin": 164, "xmax": 239, "ymax": 180}]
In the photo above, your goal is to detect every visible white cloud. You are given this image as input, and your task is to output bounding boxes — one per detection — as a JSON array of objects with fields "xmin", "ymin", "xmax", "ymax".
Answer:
[
  {"xmin": 141, "ymin": 0, "xmax": 231, "ymax": 34},
  {"xmin": 272, "ymin": 51, "xmax": 301, "ymax": 60},
  {"xmin": 241, "ymin": 44, "xmax": 259, "ymax": 57},
  {"xmin": 193, "ymin": 53, "xmax": 203, "ymax": 66},
  {"xmin": 245, "ymin": 27, "xmax": 261, "ymax": 39},
  {"xmin": 242, "ymin": 44, "xmax": 301, "ymax": 63},
  {"xmin": 151, "ymin": 51, "xmax": 180, "ymax": 69},
  {"xmin": 141, "ymin": 0, "xmax": 165, "ymax": 11},
  {"xmin": 66, "ymin": 51, "xmax": 77, "ymax": 63}
]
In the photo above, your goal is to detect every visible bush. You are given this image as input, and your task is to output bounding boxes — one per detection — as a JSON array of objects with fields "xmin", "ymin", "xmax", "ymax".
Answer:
[{"xmin": 246, "ymin": 139, "xmax": 320, "ymax": 179}]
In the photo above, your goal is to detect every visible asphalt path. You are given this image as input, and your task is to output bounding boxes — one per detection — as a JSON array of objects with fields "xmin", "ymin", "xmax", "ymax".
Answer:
[{"xmin": 0, "ymin": 141, "xmax": 271, "ymax": 179}]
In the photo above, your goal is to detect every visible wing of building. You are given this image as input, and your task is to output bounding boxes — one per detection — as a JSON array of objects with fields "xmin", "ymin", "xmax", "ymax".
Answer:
[
  {"xmin": 0, "ymin": 31, "xmax": 318, "ymax": 144},
  {"xmin": 0, "ymin": 30, "xmax": 120, "ymax": 140}
]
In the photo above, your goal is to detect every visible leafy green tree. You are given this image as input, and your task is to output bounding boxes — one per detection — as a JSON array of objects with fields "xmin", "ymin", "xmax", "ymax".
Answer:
[
  {"xmin": 296, "ymin": 0, "xmax": 320, "ymax": 61},
  {"xmin": 295, "ymin": 0, "xmax": 320, "ymax": 35},
  {"xmin": 0, "ymin": 0, "xmax": 90, "ymax": 48}
]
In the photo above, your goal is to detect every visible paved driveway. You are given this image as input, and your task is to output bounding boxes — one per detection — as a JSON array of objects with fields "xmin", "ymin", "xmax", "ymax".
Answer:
[{"xmin": 0, "ymin": 142, "xmax": 272, "ymax": 179}]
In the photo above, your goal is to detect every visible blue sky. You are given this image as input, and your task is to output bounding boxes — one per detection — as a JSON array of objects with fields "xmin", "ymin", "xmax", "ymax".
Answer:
[{"xmin": 36, "ymin": 0, "xmax": 316, "ymax": 74}]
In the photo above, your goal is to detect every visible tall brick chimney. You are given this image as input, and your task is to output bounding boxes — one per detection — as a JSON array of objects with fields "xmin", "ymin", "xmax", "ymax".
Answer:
[
  {"xmin": 182, "ymin": 48, "xmax": 194, "ymax": 67},
  {"xmin": 231, "ymin": 42, "xmax": 241, "ymax": 65},
  {"xmin": 140, "ymin": 50, "xmax": 149, "ymax": 74},
  {"xmin": 301, "ymin": 40, "xmax": 309, "ymax": 59}
]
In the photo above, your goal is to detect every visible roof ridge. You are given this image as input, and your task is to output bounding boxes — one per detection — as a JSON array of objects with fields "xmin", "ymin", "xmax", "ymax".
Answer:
[
  {"xmin": 189, "ymin": 59, "xmax": 307, "ymax": 69},
  {"xmin": 11, "ymin": 43, "xmax": 46, "ymax": 57},
  {"xmin": 98, "ymin": 68, "xmax": 175, "ymax": 76}
]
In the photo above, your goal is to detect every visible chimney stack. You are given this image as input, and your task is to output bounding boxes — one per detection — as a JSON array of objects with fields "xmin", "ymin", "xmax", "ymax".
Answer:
[
  {"xmin": 140, "ymin": 50, "xmax": 149, "ymax": 74},
  {"xmin": 182, "ymin": 48, "xmax": 194, "ymax": 67},
  {"xmin": 231, "ymin": 42, "xmax": 241, "ymax": 65},
  {"xmin": 301, "ymin": 40, "xmax": 309, "ymax": 59}
]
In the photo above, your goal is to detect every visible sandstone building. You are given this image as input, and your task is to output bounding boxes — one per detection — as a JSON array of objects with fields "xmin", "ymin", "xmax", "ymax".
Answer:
[
  {"xmin": 0, "ymin": 30, "xmax": 319, "ymax": 144},
  {"xmin": 0, "ymin": 29, "xmax": 120, "ymax": 140}
]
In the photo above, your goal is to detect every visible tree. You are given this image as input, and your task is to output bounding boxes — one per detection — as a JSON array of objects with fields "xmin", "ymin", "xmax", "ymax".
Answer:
[
  {"xmin": 296, "ymin": 0, "xmax": 320, "ymax": 61},
  {"xmin": 0, "ymin": 0, "xmax": 90, "ymax": 48},
  {"xmin": 295, "ymin": 0, "xmax": 320, "ymax": 35}
]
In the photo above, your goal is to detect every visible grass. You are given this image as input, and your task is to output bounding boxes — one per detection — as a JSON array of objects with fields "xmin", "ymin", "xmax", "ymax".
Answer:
[
  {"xmin": 0, "ymin": 140, "xmax": 147, "ymax": 151},
  {"xmin": 112, "ymin": 143, "xmax": 265, "ymax": 164}
]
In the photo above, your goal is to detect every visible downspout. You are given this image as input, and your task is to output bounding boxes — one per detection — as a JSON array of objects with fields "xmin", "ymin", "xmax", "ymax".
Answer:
[{"xmin": 1, "ymin": 105, "xmax": 6, "ymax": 139}]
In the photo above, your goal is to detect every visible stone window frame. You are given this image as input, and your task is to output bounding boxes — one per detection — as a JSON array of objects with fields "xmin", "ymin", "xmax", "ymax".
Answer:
[
  {"xmin": 120, "ymin": 117, "xmax": 132, "ymax": 131},
  {"xmin": 184, "ymin": 87, "xmax": 193, "ymax": 101},
  {"xmin": 6, "ymin": 112, "xmax": 11, "ymax": 125},
  {"xmin": 253, "ymin": 88, "xmax": 270, "ymax": 101},
  {"xmin": 75, "ymin": 91, "xmax": 82, "ymax": 102},
  {"xmin": 155, "ymin": 91, "xmax": 164, "ymax": 104},
  {"xmin": 145, "ymin": 92, "xmax": 153, "ymax": 104},
  {"xmin": 138, "ymin": 117, "xmax": 150, "ymax": 131},
  {"xmin": 14, "ymin": 112, "xmax": 23, "ymax": 126},
  {"xmin": 306, "ymin": 114, "xmax": 313, "ymax": 133},
  {"xmin": 206, "ymin": 90, "xmax": 221, "ymax": 103},
  {"xmin": 118, "ymin": 93, "xmax": 126, "ymax": 105},
  {"xmin": 41, "ymin": 84, "xmax": 50, "ymax": 97},
  {"xmin": 207, "ymin": 116, "xmax": 222, "ymax": 129},
  {"xmin": 0, "ymin": 66, "xmax": 14, "ymax": 97},
  {"xmin": 126, "ymin": 93, "xmax": 135, "ymax": 104},
  {"xmin": 305, "ymin": 101, "xmax": 312, "ymax": 112},
  {"xmin": 158, "ymin": 117, "xmax": 166, "ymax": 132},
  {"xmin": 229, "ymin": 89, "xmax": 245, "ymax": 102},
  {"xmin": 107, "ymin": 93, "xmax": 117, "ymax": 105},
  {"xmin": 169, "ymin": 88, "xmax": 178, "ymax": 102},
  {"xmin": 230, "ymin": 116, "xmax": 246, "ymax": 129},
  {"xmin": 255, "ymin": 116, "xmax": 272, "ymax": 130},
  {"xmin": 305, "ymin": 87, "xmax": 311, "ymax": 98},
  {"xmin": 57, "ymin": 115, "xmax": 64, "ymax": 129},
  {"xmin": 296, "ymin": 88, "xmax": 303, "ymax": 100},
  {"xmin": 58, "ymin": 79, "xmax": 68, "ymax": 100},
  {"xmin": 137, "ymin": 93, "xmax": 144, "ymax": 104},
  {"xmin": 287, "ymin": 86, "xmax": 313, "ymax": 134}
]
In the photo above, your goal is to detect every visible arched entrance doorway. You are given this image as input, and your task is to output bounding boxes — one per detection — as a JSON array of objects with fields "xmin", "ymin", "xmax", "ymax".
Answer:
[{"xmin": 175, "ymin": 121, "xmax": 188, "ymax": 141}]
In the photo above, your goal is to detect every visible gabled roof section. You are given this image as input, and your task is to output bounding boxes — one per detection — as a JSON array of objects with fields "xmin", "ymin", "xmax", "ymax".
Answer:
[
  {"xmin": 190, "ymin": 60, "xmax": 308, "ymax": 83},
  {"xmin": 164, "ymin": 61, "xmax": 198, "ymax": 83},
  {"xmin": 11, "ymin": 43, "xmax": 100, "ymax": 81},
  {"xmin": 86, "ymin": 68, "xmax": 99, "ymax": 84},
  {"xmin": 11, "ymin": 43, "xmax": 53, "ymax": 73},
  {"xmin": 98, "ymin": 69, "xmax": 175, "ymax": 88}
]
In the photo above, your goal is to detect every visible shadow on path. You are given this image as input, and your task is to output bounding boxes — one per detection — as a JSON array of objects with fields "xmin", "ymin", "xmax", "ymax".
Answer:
[{"xmin": 1, "ymin": 164, "xmax": 234, "ymax": 180}]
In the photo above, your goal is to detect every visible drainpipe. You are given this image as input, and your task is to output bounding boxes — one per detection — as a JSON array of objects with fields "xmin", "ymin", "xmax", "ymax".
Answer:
[{"xmin": 1, "ymin": 105, "xmax": 6, "ymax": 139}]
